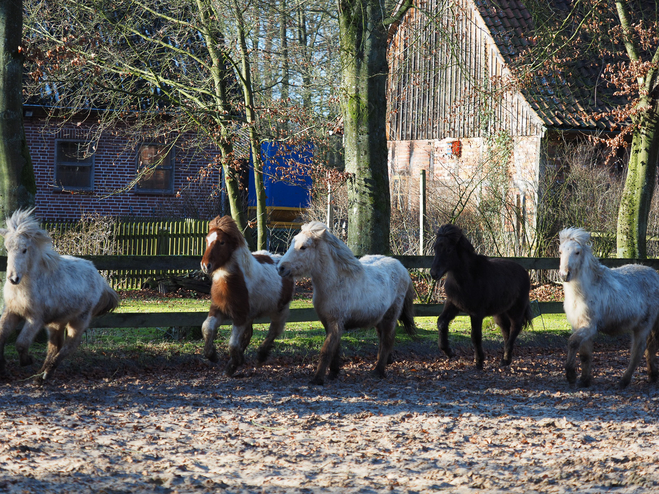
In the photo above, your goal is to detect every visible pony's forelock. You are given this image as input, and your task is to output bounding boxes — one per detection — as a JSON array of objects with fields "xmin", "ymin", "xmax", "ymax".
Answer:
[
  {"xmin": 301, "ymin": 220, "xmax": 328, "ymax": 239},
  {"xmin": 559, "ymin": 227, "xmax": 593, "ymax": 252},
  {"xmin": 436, "ymin": 224, "xmax": 475, "ymax": 254},
  {"xmin": 5, "ymin": 209, "xmax": 39, "ymax": 239},
  {"xmin": 300, "ymin": 221, "xmax": 363, "ymax": 275},
  {"xmin": 209, "ymin": 215, "xmax": 247, "ymax": 249},
  {"xmin": 3, "ymin": 208, "xmax": 60, "ymax": 272}
]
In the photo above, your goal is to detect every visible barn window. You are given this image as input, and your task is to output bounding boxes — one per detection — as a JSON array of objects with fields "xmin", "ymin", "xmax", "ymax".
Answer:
[
  {"xmin": 54, "ymin": 140, "xmax": 94, "ymax": 191},
  {"xmin": 135, "ymin": 143, "xmax": 174, "ymax": 194}
]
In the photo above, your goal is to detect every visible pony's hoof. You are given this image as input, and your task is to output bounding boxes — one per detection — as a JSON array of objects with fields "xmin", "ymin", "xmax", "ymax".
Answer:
[
  {"xmin": 577, "ymin": 379, "xmax": 592, "ymax": 388},
  {"xmin": 649, "ymin": 373, "xmax": 658, "ymax": 383},
  {"xmin": 224, "ymin": 362, "xmax": 239, "ymax": 377},
  {"xmin": 566, "ymin": 369, "xmax": 577, "ymax": 384},
  {"xmin": 256, "ymin": 347, "xmax": 270, "ymax": 365},
  {"xmin": 33, "ymin": 371, "xmax": 48, "ymax": 385},
  {"xmin": 19, "ymin": 355, "xmax": 35, "ymax": 367},
  {"xmin": 475, "ymin": 362, "xmax": 484, "ymax": 371},
  {"xmin": 205, "ymin": 351, "xmax": 220, "ymax": 364},
  {"xmin": 310, "ymin": 376, "xmax": 325, "ymax": 386},
  {"xmin": 370, "ymin": 369, "xmax": 386, "ymax": 379},
  {"xmin": 618, "ymin": 378, "xmax": 631, "ymax": 390},
  {"xmin": 440, "ymin": 348, "xmax": 454, "ymax": 359},
  {"xmin": 327, "ymin": 371, "xmax": 340, "ymax": 381},
  {"xmin": 499, "ymin": 358, "xmax": 512, "ymax": 367}
]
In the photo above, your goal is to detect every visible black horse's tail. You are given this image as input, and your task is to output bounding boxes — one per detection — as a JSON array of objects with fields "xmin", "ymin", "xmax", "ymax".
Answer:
[
  {"xmin": 522, "ymin": 300, "xmax": 534, "ymax": 331},
  {"xmin": 399, "ymin": 281, "xmax": 418, "ymax": 338}
]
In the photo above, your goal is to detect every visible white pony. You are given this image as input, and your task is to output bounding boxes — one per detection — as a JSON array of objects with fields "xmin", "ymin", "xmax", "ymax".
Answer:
[
  {"xmin": 278, "ymin": 221, "xmax": 416, "ymax": 385},
  {"xmin": 0, "ymin": 209, "xmax": 119, "ymax": 382},
  {"xmin": 559, "ymin": 227, "xmax": 659, "ymax": 388}
]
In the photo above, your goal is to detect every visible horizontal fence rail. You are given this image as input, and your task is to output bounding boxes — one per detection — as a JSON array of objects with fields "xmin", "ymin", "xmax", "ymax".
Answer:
[{"xmin": 0, "ymin": 255, "xmax": 657, "ymax": 328}]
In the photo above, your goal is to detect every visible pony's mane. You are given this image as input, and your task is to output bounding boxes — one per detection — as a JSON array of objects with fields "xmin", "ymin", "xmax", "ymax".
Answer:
[
  {"xmin": 302, "ymin": 221, "xmax": 363, "ymax": 275},
  {"xmin": 209, "ymin": 215, "xmax": 247, "ymax": 248},
  {"xmin": 4, "ymin": 209, "xmax": 60, "ymax": 271},
  {"xmin": 437, "ymin": 224, "xmax": 476, "ymax": 254}
]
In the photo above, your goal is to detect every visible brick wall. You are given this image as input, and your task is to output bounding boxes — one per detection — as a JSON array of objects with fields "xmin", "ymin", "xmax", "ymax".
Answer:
[{"xmin": 24, "ymin": 117, "xmax": 223, "ymax": 221}]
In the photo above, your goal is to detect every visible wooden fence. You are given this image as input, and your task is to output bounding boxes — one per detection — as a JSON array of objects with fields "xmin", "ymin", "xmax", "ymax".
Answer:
[
  {"xmin": 44, "ymin": 219, "xmax": 210, "ymax": 289},
  {"xmin": 2, "ymin": 255, "xmax": 658, "ymax": 329}
]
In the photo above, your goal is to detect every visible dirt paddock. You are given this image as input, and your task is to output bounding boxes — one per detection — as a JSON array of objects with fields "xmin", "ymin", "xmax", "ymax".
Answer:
[{"xmin": 1, "ymin": 344, "xmax": 658, "ymax": 493}]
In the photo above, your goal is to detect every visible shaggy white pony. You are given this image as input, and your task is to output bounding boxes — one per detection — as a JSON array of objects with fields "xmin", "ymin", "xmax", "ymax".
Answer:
[
  {"xmin": 278, "ymin": 221, "xmax": 416, "ymax": 385},
  {"xmin": 559, "ymin": 227, "xmax": 659, "ymax": 388},
  {"xmin": 0, "ymin": 209, "xmax": 119, "ymax": 382}
]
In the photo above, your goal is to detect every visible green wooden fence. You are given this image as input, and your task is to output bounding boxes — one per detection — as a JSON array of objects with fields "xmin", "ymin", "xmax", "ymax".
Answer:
[{"xmin": 2, "ymin": 254, "xmax": 657, "ymax": 329}]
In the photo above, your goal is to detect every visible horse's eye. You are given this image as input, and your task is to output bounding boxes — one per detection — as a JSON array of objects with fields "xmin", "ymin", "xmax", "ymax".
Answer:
[
  {"xmin": 22, "ymin": 248, "xmax": 27, "ymax": 254},
  {"xmin": 219, "ymin": 241, "xmax": 225, "ymax": 246},
  {"xmin": 299, "ymin": 245, "xmax": 307, "ymax": 251},
  {"xmin": 575, "ymin": 250, "xmax": 580, "ymax": 256}
]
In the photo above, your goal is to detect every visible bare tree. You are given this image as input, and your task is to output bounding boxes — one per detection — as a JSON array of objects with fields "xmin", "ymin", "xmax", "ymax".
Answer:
[{"xmin": 24, "ymin": 0, "xmax": 339, "ymax": 248}]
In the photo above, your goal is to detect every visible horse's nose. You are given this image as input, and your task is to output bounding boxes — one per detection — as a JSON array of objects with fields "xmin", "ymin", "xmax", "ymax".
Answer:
[
  {"xmin": 8, "ymin": 274, "xmax": 20, "ymax": 285},
  {"xmin": 200, "ymin": 261, "xmax": 212, "ymax": 275},
  {"xmin": 278, "ymin": 263, "xmax": 291, "ymax": 278},
  {"xmin": 559, "ymin": 269, "xmax": 571, "ymax": 283}
]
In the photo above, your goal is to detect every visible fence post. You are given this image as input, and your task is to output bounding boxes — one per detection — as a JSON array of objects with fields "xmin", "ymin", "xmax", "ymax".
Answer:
[
  {"xmin": 326, "ymin": 182, "xmax": 334, "ymax": 231},
  {"xmin": 419, "ymin": 169, "xmax": 426, "ymax": 255}
]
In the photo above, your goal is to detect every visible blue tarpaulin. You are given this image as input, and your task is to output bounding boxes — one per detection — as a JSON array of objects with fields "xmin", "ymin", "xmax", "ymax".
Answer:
[{"xmin": 248, "ymin": 142, "xmax": 312, "ymax": 208}]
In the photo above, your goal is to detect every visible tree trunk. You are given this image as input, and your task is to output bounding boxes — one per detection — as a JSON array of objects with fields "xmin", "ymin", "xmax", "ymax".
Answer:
[
  {"xmin": 616, "ymin": 100, "xmax": 659, "ymax": 258},
  {"xmin": 338, "ymin": 0, "xmax": 391, "ymax": 256},
  {"xmin": 198, "ymin": 0, "xmax": 254, "ymax": 248},
  {"xmin": 0, "ymin": 0, "xmax": 36, "ymax": 224}
]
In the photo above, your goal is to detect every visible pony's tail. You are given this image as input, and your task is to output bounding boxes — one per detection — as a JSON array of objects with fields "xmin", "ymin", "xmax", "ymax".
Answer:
[
  {"xmin": 399, "ymin": 281, "xmax": 418, "ymax": 338},
  {"xmin": 522, "ymin": 301, "xmax": 534, "ymax": 331},
  {"xmin": 93, "ymin": 285, "xmax": 120, "ymax": 317}
]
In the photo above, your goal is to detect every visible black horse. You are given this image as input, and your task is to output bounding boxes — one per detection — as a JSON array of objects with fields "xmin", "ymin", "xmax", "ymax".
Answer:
[{"xmin": 430, "ymin": 224, "xmax": 532, "ymax": 369}]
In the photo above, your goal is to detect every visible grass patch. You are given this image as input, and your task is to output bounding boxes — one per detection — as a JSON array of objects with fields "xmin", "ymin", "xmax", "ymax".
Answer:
[
  {"xmin": 1, "ymin": 304, "xmax": 578, "ymax": 378},
  {"xmin": 116, "ymin": 298, "xmax": 313, "ymax": 313}
]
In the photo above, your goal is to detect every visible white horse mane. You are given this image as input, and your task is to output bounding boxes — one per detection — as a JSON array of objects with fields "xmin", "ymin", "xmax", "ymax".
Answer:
[
  {"xmin": 3, "ymin": 209, "xmax": 60, "ymax": 272},
  {"xmin": 302, "ymin": 221, "xmax": 363, "ymax": 275}
]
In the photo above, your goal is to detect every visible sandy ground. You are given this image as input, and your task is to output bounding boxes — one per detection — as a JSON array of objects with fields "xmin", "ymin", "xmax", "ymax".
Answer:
[{"xmin": 0, "ymin": 342, "xmax": 658, "ymax": 494}]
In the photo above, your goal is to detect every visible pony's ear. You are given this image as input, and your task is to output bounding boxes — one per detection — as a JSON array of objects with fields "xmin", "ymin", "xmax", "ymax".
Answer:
[
  {"xmin": 456, "ymin": 233, "xmax": 475, "ymax": 253},
  {"xmin": 0, "ymin": 228, "xmax": 7, "ymax": 238}
]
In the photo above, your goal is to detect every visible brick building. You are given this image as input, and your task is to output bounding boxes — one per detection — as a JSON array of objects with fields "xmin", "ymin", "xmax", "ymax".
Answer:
[{"xmin": 24, "ymin": 108, "xmax": 223, "ymax": 221}]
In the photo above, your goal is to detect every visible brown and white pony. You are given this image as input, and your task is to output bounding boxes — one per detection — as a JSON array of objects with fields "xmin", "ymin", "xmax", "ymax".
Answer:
[
  {"xmin": 200, "ymin": 215, "xmax": 295, "ymax": 376},
  {"xmin": 0, "ymin": 209, "xmax": 119, "ymax": 382}
]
